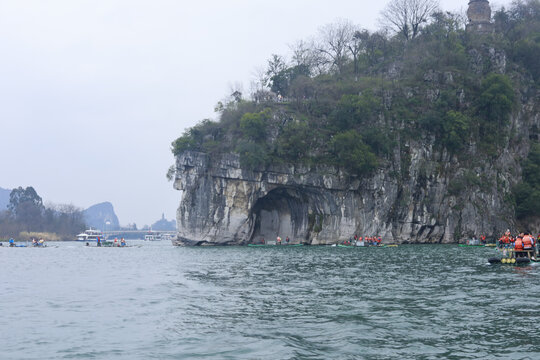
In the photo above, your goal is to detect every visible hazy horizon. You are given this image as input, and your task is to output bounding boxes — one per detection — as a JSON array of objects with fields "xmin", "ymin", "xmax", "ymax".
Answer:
[{"xmin": 0, "ymin": 0, "xmax": 511, "ymax": 226}]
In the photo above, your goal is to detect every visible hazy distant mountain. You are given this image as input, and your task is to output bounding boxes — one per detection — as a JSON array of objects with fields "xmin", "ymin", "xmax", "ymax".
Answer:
[
  {"xmin": 151, "ymin": 213, "xmax": 176, "ymax": 231},
  {"xmin": 0, "ymin": 187, "xmax": 11, "ymax": 210},
  {"xmin": 83, "ymin": 202, "xmax": 120, "ymax": 231}
]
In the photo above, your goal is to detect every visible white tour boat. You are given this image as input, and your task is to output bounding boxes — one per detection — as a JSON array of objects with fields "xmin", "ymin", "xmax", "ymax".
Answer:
[{"xmin": 75, "ymin": 229, "xmax": 104, "ymax": 242}]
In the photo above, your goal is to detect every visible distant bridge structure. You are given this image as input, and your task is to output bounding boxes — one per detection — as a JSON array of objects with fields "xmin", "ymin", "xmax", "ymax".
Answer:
[{"xmin": 103, "ymin": 230, "xmax": 177, "ymax": 240}]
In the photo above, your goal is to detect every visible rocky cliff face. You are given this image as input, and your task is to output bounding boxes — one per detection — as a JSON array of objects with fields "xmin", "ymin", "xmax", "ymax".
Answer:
[
  {"xmin": 173, "ymin": 106, "xmax": 537, "ymax": 246},
  {"xmin": 172, "ymin": 48, "xmax": 540, "ymax": 246}
]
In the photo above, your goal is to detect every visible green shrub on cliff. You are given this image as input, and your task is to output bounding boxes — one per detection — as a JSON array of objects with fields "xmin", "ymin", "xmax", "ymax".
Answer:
[
  {"xmin": 276, "ymin": 120, "xmax": 312, "ymax": 161},
  {"xmin": 515, "ymin": 142, "xmax": 540, "ymax": 219},
  {"xmin": 330, "ymin": 91, "xmax": 382, "ymax": 132},
  {"xmin": 236, "ymin": 141, "xmax": 269, "ymax": 170},
  {"xmin": 442, "ymin": 111, "xmax": 470, "ymax": 153},
  {"xmin": 513, "ymin": 35, "xmax": 540, "ymax": 83},
  {"xmin": 331, "ymin": 130, "xmax": 378, "ymax": 175},
  {"xmin": 239, "ymin": 109, "xmax": 271, "ymax": 142},
  {"xmin": 172, "ymin": 131, "xmax": 199, "ymax": 155},
  {"xmin": 495, "ymin": 0, "xmax": 540, "ymax": 84},
  {"xmin": 475, "ymin": 73, "xmax": 516, "ymax": 154}
]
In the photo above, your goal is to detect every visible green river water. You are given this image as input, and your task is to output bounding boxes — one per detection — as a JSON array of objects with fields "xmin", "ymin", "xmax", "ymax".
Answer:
[{"xmin": 1, "ymin": 241, "xmax": 539, "ymax": 359}]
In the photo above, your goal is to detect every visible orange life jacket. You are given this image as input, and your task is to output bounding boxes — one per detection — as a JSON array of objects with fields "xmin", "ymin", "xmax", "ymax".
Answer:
[
  {"xmin": 515, "ymin": 238, "xmax": 524, "ymax": 251},
  {"xmin": 523, "ymin": 236, "xmax": 533, "ymax": 249}
]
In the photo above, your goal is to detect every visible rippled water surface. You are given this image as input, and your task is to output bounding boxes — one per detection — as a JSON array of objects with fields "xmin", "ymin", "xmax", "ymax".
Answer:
[{"xmin": 1, "ymin": 242, "xmax": 540, "ymax": 359}]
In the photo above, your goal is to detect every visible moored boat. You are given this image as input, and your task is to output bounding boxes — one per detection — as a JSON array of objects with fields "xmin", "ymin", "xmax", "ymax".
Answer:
[
  {"xmin": 460, "ymin": 238, "xmax": 484, "ymax": 247},
  {"xmin": 75, "ymin": 229, "xmax": 104, "ymax": 242}
]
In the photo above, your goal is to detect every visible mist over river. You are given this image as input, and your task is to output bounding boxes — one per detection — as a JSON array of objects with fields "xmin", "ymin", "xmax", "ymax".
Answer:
[{"xmin": 1, "ymin": 242, "xmax": 539, "ymax": 359}]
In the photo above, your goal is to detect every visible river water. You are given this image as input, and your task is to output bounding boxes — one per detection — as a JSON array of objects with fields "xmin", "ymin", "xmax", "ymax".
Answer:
[{"xmin": 1, "ymin": 241, "xmax": 539, "ymax": 359}]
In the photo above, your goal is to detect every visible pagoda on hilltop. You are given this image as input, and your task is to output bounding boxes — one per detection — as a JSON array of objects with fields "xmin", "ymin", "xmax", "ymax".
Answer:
[{"xmin": 466, "ymin": 0, "xmax": 494, "ymax": 34}]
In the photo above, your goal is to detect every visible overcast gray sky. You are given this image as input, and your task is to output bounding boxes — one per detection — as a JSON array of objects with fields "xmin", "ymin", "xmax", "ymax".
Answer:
[{"xmin": 0, "ymin": 0, "xmax": 511, "ymax": 227}]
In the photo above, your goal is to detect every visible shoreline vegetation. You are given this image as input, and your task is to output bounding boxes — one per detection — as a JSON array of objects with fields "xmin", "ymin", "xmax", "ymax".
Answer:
[
  {"xmin": 13, "ymin": 232, "xmax": 61, "ymax": 242},
  {"xmin": 0, "ymin": 186, "xmax": 86, "ymax": 242}
]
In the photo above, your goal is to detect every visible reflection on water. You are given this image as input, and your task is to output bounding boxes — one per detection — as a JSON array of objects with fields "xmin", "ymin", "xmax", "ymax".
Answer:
[{"xmin": 1, "ymin": 242, "xmax": 539, "ymax": 359}]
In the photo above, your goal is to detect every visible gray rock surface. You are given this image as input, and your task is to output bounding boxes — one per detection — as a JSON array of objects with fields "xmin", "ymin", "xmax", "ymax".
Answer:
[
  {"xmin": 172, "ymin": 45, "xmax": 539, "ymax": 246},
  {"xmin": 173, "ymin": 99, "xmax": 536, "ymax": 246}
]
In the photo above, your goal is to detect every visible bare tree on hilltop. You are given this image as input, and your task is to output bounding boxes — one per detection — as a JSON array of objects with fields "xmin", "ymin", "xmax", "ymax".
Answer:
[
  {"xmin": 379, "ymin": 0, "xmax": 440, "ymax": 40},
  {"xmin": 348, "ymin": 29, "xmax": 370, "ymax": 80},
  {"xmin": 316, "ymin": 19, "xmax": 355, "ymax": 75}
]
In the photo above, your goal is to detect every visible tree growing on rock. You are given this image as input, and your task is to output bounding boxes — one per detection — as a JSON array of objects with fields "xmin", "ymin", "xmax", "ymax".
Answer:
[
  {"xmin": 316, "ymin": 19, "xmax": 355, "ymax": 75},
  {"xmin": 379, "ymin": 0, "xmax": 440, "ymax": 40}
]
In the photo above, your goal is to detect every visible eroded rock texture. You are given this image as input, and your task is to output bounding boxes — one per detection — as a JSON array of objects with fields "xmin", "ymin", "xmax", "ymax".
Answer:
[
  {"xmin": 173, "ymin": 124, "xmax": 535, "ymax": 246},
  {"xmin": 172, "ymin": 46, "xmax": 539, "ymax": 246}
]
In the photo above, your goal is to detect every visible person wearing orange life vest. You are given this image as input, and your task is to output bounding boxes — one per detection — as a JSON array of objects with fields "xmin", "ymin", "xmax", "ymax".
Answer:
[
  {"xmin": 514, "ymin": 236, "xmax": 524, "ymax": 251},
  {"xmin": 499, "ymin": 234, "xmax": 510, "ymax": 248},
  {"xmin": 522, "ymin": 233, "xmax": 533, "ymax": 250},
  {"xmin": 510, "ymin": 235, "xmax": 521, "ymax": 247}
]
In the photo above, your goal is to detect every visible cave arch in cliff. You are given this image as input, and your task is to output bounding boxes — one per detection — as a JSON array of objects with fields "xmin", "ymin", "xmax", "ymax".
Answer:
[{"xmin": 250, "ymin": 187, "xmax": 311, "ymax": 243}]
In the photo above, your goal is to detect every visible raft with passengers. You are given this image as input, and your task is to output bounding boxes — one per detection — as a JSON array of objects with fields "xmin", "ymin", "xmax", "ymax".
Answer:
[
  {"xmin": 488, "ymin": 231, "xmax": 540, "ymax": 265},
  {"xmin": 0, "ymin": 238, "xmax": 48, "ymax": 247},
  {"xmin": 248, "ymin": 236, "xmax": 304, "ymax": 247},
  {"xmin": 336, "ymin": 235, "xmax": 393, "ymax": 248}
]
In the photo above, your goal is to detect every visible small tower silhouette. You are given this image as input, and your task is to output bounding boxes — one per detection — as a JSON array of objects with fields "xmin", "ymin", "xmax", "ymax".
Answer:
[{"xmin": 466, "ymin": 0, "xmax": 494, "ymax": 34}]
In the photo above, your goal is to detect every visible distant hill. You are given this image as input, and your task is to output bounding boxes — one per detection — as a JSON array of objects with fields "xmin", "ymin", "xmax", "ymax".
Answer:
[
  {"xmin": 83, "ymin": 202, "xmax": 120, "ymax": 231},
  {"xmin": 0, "ymin": 187, "xmax": 11, "ymax": 210},
  {"xmin": 151, "ymin": 213, "xmax": 176, "ymax": 231}
]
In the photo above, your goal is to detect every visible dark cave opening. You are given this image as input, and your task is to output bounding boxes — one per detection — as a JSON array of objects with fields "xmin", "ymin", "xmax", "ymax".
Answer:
[{"xmin": 250, "ymin": 188, "xmax": 310, "ymax": 243}]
